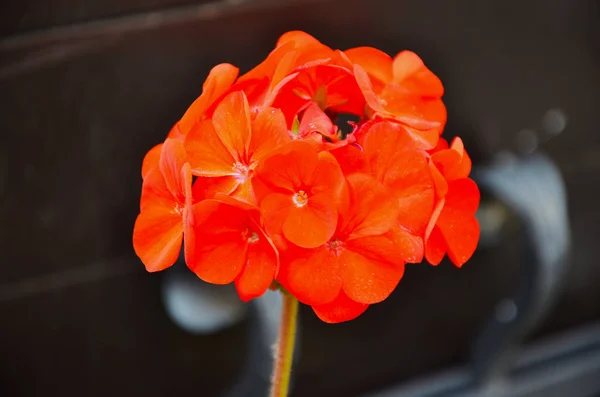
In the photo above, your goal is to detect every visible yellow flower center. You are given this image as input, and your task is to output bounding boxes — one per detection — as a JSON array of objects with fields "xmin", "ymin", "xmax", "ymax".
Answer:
[{"xmin": 292, "ymin": 190, "xmax": 308, "ymax": 208}]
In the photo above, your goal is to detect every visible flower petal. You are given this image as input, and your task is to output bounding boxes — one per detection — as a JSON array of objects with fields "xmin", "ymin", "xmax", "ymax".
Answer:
[
  {"xmin": 260, "ymin": 192, "xmax": 292, "ymax": 248},
  {"xmin": 190, "ymin": 234, "xmax": 248, "ymax": 284},
  {"xmin": 141, "ymin": 143, "xmax": 162, "ymax": 179},
  {"xmin": 298, "ymin": 102, "xmax": 336, "ymax": 139},
  {"xmin": 392, "ymin": 51, "xmax": 444, "ymax": 98},
  {"xmin": 234, "ymin": 225, "xmax": 278, "ymax": 301},
  {"xmin": 432, "ymin": 137, "xmax": 472, "ymax": 181},
  {"xmin": 360, "ymin": 121, "xmax": 435, "ymax": 234},
  {"xmin": 425, "ymin": 225, "xmax": 446, "ymax": 266},
  {"xmin": 185, "ymin": 120, "xmax": 237, "ymax": 177},
  {"xmin": 133, "ymin": 207, "xmax": 182, "ymax": 272},
  {"xmin": 441, "ymin": 216, "xmax": 479, "ymax": 267},
  {"xmin": 312, "ymin": 290, "xmax": 369, "ymax": 323},
  {"xmin": 278, "ymin": 246, "xmax": 343, "ymax": 305},
  {"xmin": 353, "ymin": 64, "xmax": 387, "ymax": 114},
  {"xmin": 345, "ymin": 46, "xmax": 393, "ymax": 86},
  {"xmin": 249, "ymin": 107, "xmax": 290, "ymax": 162},
  {"xmin": 282, "ymin": 193, "xmax": 337, "ymax": 248},
  {"xmin": 340, "ymin": 239, "xmax": 405, "ymax": 304},
  {"xmin": 159, "ymin": 138, "xmax": 189, "ymax": 203},
  {"xmin": 179, "ymin": 63, "xmax": 239, "ymax": 133},
  {"xmin": 386, "ymin": 225, "xmax": 424, "ymax": 263},
  {"xmin": 436, "ymin": 179, "xmax": 480, "ymax": 267},
  {"xmin": 254, "ymin": 140, "xmax": 319, "ymax": 192},
  {"xmin": 187, "ymin": 200, "xmax": 254, "ymax": 284},
  {"xmin": 212, "ymin": 91, "xmax": 252, "ymax": 162},
  {"xmin": 341, "ymin": 173, "xmax": 399, "ymax": 239}
]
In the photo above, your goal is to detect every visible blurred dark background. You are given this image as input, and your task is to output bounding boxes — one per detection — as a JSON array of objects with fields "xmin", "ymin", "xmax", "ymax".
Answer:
[{"xmin": 1, "ymin": 0, "xmax": 600, "ymax": 396}]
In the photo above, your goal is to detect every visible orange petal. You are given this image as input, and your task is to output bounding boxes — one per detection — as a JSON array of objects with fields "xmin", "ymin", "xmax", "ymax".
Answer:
[
  {"xmin": 159, "ymin": 139, "xmax": 189, "ymax": 203},
  {"xmin": 392, "ymin": 51, "xmax": 444, "ymax": 98},
  {"xmin": 282, "ymin": 193, "xmax": 337, "ymax": 248},
  {"xmin": 360, "ymin": 121, "xmax": 435, "ymax": 234},
  {"xmin": 259, "ymin": 192, "xmax": 292, "ymax": 245},
  {"xmin": 166, "ymin": 122, "xmax": 185, "ymax": 140},
  {"xmin": 436, "ymin": 179, "xmax": 480, "ymax": 267},
  {"xmin": 430, "ymin": 137, "xmax": 449, "ymax": 152},
  {"xmin": 339, "ymin": 243, "xmax": 405, "ymax": 304},
  {"xmin": 330, "ymin": 142, "xmax": 369, "ymax": 175},
  {"xmin": 275, "ymin": 31, "xmax": 333, "ymax": 68},
  {"xmin": 141, "ymin": 143, "xmax": 162, "ymax": 179},
  {"xmin": 238, "ymin": 40, "xmax": 296, "ymax": 83},
  {"xmin": 432, "ymin": 137, "xmax": 472, "ymax": 180},
  {"xmin": 311, "ymin": 150, "xmax": 347, "ymax": 200},
  {"xmin": 441, "ymin": 216, "xmax": 479, "ymax": 267},
  {"xmin": 379, "ymin": 86, "xmax": 442, "ymax": 147},
  {"xmin": 312, "ymin": 290, "xmax": 369, "ymax": 323},
  {"xmin": 345, "ymin": 46, "xmax": 393, "ymax": 86},
  {"xmin": 190, "ymin": 233, "xmax": 248, "ymax": 284},
  {"xmin": 254, "ymin": 140, "xmax": 319, "ymax": 192},
  {"xmin": 341, "ymin": 174, "xmax": 399, "ymax": 239},
  {"xmin": 298, "ymin": 102, "xmax": 336, "ymax": 139},
  {"xmin": 353, "ymin": 64, "xmax": 387, "ymax": 114},
  {"xmin": 425, "ymin": 197, "xmax": 445, "ymax": 240},
  {"xmin": 179, "ymin": 63, "xmax": 239, "ymax": 133},
  {"xmin": 277, "ymin": 246, "xmax": 342, "ymax": 305},
  {"xmin": 187, "ymin": 200, "xmax": 251, "ymax": 284},
  {"xmin": 442, "ymin": 178, "xmax": 480, "ymax": 216},
  {"xmin": 230, "ymin": 178, "xmax": 255, "ymax": 204},
  {"xmin": 133, "ymin": 207, "xmax": 183, "ymax": 272},
  {"xmin": 386, "ymin": 225, "xmax": 424, "ymax": 263},
  {"xmin": 277, "ymin": 30, "xmax": 323, "ymax": 49},
  {"xmin": 249, "ymin": 107, "xmax": 290, "ymax": 162},
  {"xmin": 425, "ymin": 225, "xmax": 446, "ymax": 266},
  {"xmin": 185, "ymin": 120, "xmax": 237, "ymax": 177},
  {"xmin": 429, "ymin": 161, "xmax": 449, "ymax": 199},
  {"xmin": 140, "ymin": 166, "xmax": 175, "ymax": 213},
  {"xmin": 212, "ymin": 91, "xmax": 252, "ymax": 162},
  {"xmin": 234, "ymin": 225, "xmax": 278, "ymax": 301},
  {"xmin": 269, "ymin": 51, "xmax": 300, "ymax": 94}
]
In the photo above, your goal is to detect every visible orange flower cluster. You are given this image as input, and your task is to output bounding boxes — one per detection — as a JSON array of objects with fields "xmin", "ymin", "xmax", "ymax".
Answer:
[{"xmin": 133, "ymin": 31, "xmax": 480, "ymax": 323}]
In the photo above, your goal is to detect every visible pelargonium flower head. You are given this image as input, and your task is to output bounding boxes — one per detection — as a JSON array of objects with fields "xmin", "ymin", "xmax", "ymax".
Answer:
[{"xmin": 132, "ymin": 30, "xmax": 480, "ymax": 323}]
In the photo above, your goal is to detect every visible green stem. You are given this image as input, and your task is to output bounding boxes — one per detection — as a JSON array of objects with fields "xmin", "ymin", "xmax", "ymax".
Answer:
[{"xmin": 270, "ymin": 291, "xmax": 299, "ymax": 397}]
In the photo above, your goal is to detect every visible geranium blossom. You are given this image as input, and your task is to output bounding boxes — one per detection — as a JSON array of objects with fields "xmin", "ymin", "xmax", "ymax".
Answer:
[{"xmin": 132, "ymin": 31, "xmax": 480, "ymax": 322}]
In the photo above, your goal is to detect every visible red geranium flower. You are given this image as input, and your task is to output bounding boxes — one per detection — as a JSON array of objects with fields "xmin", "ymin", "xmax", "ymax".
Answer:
[
  {"xmin": 132, "ymin": 30, "xmax": 480, "ymax": 324},
  {"xmin": 184, "ymin": 90, "xmax": 290, "ymax": 202},
  {"xmin": 253, "ymin": 140, "xmax": 348, "ymax": 249},
  {"xmin": 187, "ymin": 196, "xmax": 279, "ymax": 301},
  {"xmin": 133, "ymin": 139, "xmax": 199, "ymax": 272}
]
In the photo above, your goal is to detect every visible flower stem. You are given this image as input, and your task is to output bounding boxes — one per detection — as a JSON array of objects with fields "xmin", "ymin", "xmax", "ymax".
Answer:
[{"xmin": 270, "ymin": 291, "xmax": 299, "ymax": 397}]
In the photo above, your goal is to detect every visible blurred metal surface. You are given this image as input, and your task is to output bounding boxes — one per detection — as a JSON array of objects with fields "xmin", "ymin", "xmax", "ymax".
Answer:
[
  {"xmin": 471, "ymin": 152, "xmax": 571, "ymax": 384},
  {"xmin": 364, "ymin": 321, "xmax": 600, "ymax": 397}
]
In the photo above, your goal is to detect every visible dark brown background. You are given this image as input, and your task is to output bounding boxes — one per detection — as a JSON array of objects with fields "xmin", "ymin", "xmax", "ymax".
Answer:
[{"xmin": 1, "ymin": 0, "xmax": 599, "ymax": 396}]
